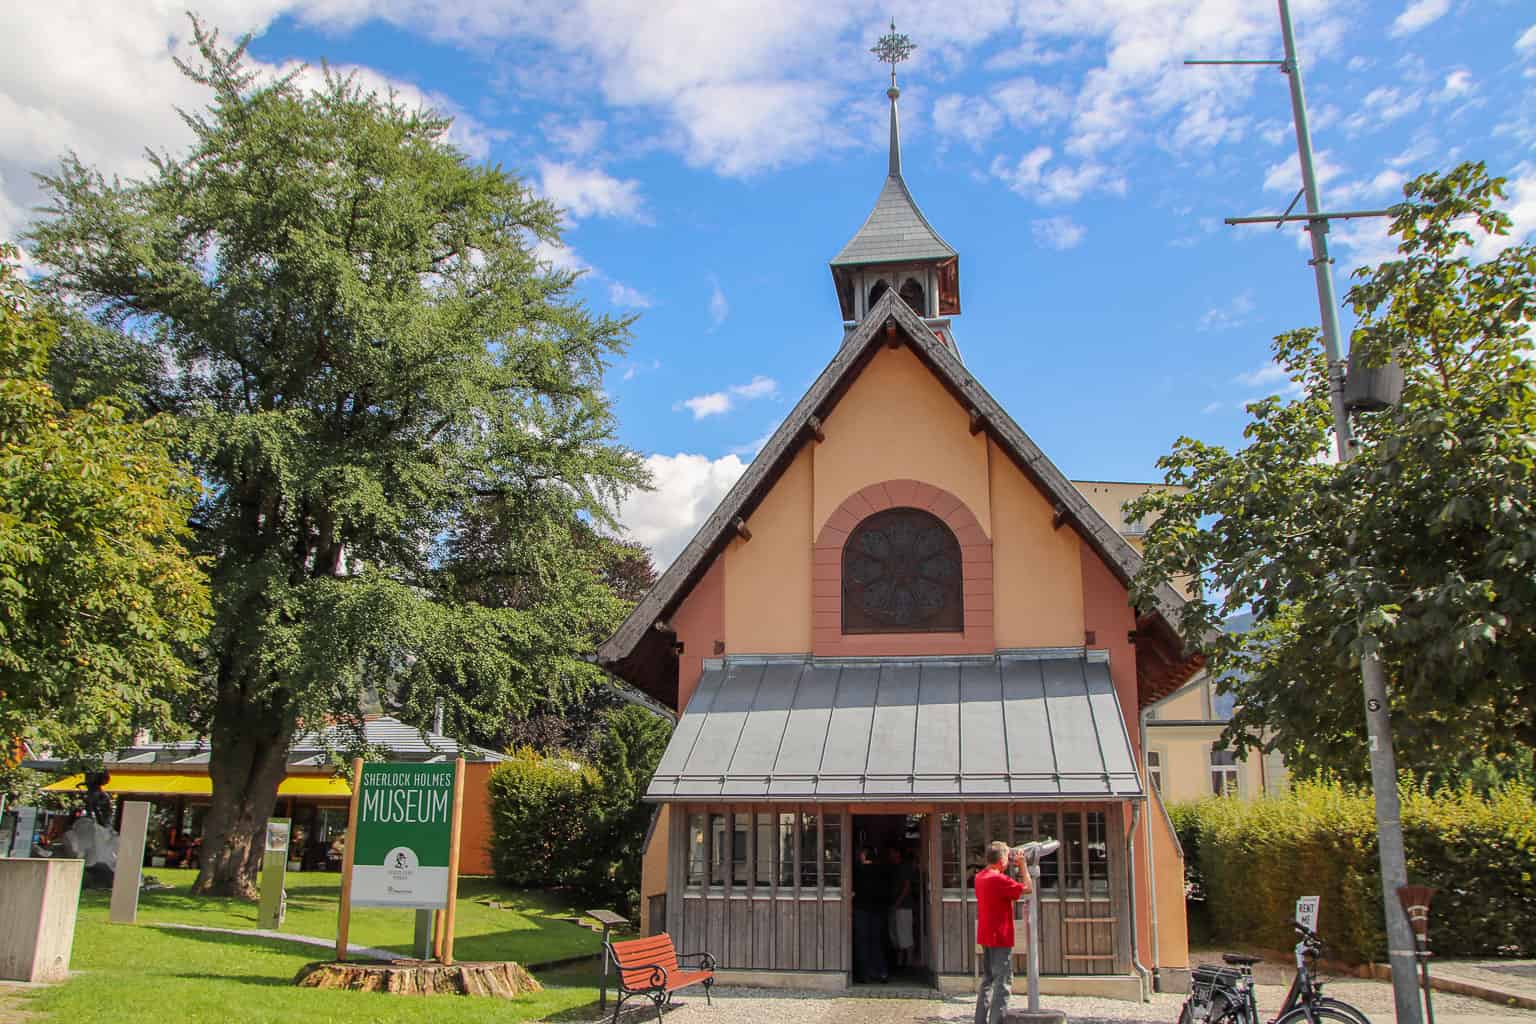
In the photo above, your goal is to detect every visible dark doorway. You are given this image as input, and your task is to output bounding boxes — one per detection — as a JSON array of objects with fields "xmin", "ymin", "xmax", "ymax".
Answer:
[{"xmin": 851, "ymin": 813, "xmax": 931, "ymax": 987}]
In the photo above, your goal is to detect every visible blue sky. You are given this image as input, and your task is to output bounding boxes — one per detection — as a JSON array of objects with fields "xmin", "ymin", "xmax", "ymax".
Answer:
[{"xmin": 3, "ymin": 1, "xmax": 1534, "ymax": 565}]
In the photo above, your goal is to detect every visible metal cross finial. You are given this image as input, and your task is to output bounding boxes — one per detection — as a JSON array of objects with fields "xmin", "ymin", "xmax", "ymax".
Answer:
[{"xmin": 871, "ymin": 19, "xmax": 916, "ymax": 89}]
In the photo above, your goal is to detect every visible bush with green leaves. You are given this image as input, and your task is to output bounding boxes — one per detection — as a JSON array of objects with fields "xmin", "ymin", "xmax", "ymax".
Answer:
[
  {"xmin": 1171, "ymin": 780, "xmax": 1536, "ymax": 961},
  {"xmin": 487, "ymin": 705, "xmax": 672, "ymax": 912}
]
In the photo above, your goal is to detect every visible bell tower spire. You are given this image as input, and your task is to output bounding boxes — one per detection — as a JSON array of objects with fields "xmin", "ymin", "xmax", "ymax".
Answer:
[
  {"xmin": 831, "ymin": 21, "xmax": 963, "ymax": 353},
  {"xmin": 871, "ymin": 19, "xmax": 914, "ymax": 178}
]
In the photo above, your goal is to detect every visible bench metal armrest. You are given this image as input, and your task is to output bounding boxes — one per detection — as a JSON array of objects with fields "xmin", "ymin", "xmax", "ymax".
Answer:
[
  {"xmin": 677, "ymin": 951, "xmax": 717, "ymax": 972},
  {"xmin": 612, "ymin": 959, "xmax": 670, "ymax": 992}
]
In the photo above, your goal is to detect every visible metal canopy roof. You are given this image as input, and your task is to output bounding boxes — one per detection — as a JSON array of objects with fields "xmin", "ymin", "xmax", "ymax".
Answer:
[
  {"xmin": 646, "ymin": 653, "xmax": 1142, "ymax": 801},
  {"xmin": 830, "ymin": 174, "xmax": 958, "ymax": 267}
]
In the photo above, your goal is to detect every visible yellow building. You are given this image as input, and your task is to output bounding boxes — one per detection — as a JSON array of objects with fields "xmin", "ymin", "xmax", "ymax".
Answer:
[{"xmin": 1071, "ymin": 479, "xmax": 1288, "ymax": 804}]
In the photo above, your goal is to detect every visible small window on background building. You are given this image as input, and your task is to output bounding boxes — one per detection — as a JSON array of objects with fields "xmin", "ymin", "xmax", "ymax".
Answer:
[
  {"xmin": 1086, "ymin": 811, "xmax": 1109, "ymax": 896},
  {"xmin": 1211, "ymin": 681, "xmax": 1239, "ymax": 720},
  {"xmin": 1146, "ymin": 750, "xmax": 1163, "ymax": 793},
  {"xmin": 940, "ymin": 813, "xmax": 961, "ymax": 890},
  {"xmin": 868, "ymin": 279, "xmax": 889, "ymax": 307},
  {"xmin": 1211, "ymin": 748, "xmax": 1240, "ymax": 797},
  {"xmin": 800, "ymin": 813, "xmax": 820, "ymax": 889}
]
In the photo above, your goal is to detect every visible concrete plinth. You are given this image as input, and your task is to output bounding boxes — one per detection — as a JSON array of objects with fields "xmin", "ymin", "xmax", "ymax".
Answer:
[
  {"xmin": 1003, "ymin": 1012, "xmax": 1068, "ymax": 1024},
  {"xmin": 0, "ymin": 858, "xmax": 83, "ymax": 982}
]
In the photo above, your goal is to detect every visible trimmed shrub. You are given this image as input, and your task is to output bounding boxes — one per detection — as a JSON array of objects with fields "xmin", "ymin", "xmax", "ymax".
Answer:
[
  {"xmin": 1172, "ymin": 780, "xmax": 1536, "ymax": 962},
  {"xmin": 486, "ymin": 748, "xmax": 603, "ymax": 888},
  {"xmin": 487, "ymin": 707, "xmax": 673, "ymax": 914}
]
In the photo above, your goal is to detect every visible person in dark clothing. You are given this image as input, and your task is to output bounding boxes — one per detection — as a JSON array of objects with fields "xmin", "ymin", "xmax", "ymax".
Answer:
[{"xmin": 852, "ymin": 846, "xmax": 889, "ymax": 983}]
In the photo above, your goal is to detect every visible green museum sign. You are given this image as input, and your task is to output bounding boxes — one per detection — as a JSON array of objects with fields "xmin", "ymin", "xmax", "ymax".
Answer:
[{"xmin": 349, "ymin": 761, "xmax": 457, "ymax": 909}]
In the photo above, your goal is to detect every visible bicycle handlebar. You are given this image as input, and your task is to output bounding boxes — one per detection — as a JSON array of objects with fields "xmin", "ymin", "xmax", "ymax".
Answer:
[{"xmin": 1289, "ymin": 918, "xmax": 1319, "ymax": 940}]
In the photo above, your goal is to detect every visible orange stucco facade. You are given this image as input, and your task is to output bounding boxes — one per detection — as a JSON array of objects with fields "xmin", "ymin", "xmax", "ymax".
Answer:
[{"xmin": 638, "ymin": 338, "xmax": 1187, "ymax": 981}]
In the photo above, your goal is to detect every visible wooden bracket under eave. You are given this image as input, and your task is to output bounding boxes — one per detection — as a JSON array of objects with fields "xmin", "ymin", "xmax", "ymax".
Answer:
[
  {"xmin": 884, "ymin": 318, "xmax": 901, "ymax": 347},
  {"xmin": 1052, "ymin": 504, "xmax": 1068, "ymax": 530},
  {"xmin": 807, "ymin": 415, "xmax": 826, "ymax": 443},
  {"xmin": 733, "ymin": 517, "xmax": 752, "ymax": 542},
  {"xmin": 968, "ymin": 408, "xmax": 985, "ymax": 436}
]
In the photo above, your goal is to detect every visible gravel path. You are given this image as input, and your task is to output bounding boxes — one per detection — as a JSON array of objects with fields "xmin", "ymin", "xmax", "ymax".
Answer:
[{"xmin": 650, "ymin": 977, "xmax": 1536, "ymax": 1024}]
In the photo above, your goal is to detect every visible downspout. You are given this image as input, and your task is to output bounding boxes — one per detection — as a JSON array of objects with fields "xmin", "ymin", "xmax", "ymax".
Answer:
[
  {"xmin": 1140, "ymin": 704, "xmax": 1162, "ymax": 992},
  {"xmin": 1127, "ymin": 798, "xmax": 1152, "ymax": 1001}
]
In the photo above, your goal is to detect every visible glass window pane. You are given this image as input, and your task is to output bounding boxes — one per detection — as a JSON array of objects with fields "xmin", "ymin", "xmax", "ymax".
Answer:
[
  {"xmin": 941, "ymin": 813, "xmax": 961, "ymax": 889},
  {"xmin": 732, "ymin": 812, "xmax": 750, "ymax": 887},
  {"xmin": 778, "ymin": 813, "xmax": 796, "ymax": 888},
  {"xmin": 966, "ymin": 812, "xmax": 987, "ymax": 887},
  {"xmin": 1036, "ymin": 812, "xmax": 1059, "ymax": 893},
  {"xmin": 688, "ymin": 812, "xmax": 707, "ymax": 887},
  {"xmin": 756, "ymin": 813, "xmax": 775, "ymax": 887},
  {"xmin": 800, "ymin": 813, "xmax": 819, "ymax": 888},
  {"xmin": 822, "ymin": 814, "xmax": 842, "ymax": 891},
  {"xmin": 709, "ymin": 812, "xmax": 728, "ymax": 886},
  {"xmin": 1087, "ymin": 811, "xmax": 1109, "ymax": 896},
  {"xmin": 1012, "ymin": 812, "xmax": 1033, "ymax": 845},
  {"xmin": 1062, "ymin": 811, "xmax": 1084, "ymax": 893}
]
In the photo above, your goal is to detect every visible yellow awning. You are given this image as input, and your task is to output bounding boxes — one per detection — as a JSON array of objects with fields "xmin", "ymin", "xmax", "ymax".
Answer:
[{"xmin": 43, "ymin": 771, "xmax": 351, "ymax": 799}]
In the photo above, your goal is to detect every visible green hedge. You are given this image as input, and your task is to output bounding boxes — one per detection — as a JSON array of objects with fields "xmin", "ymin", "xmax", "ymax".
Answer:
[
  {"xmin": 487, "ymin": 705, "xmax": 672, "ymax": 913},
  {"xmin": 1170, "ymin": 781, "xmax": 1536, "ymax": 962}
]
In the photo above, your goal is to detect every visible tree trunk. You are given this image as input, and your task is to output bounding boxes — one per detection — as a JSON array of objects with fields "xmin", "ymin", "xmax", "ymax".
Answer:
[{"xmin": 192, "ymin": 696, "xmax": 295, "ymax": 900}]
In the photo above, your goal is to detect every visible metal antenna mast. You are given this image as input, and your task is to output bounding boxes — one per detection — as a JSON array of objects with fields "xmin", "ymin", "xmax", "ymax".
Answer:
[{"xmin": 1188, "ymin": 2, "xmax": 1421, "ymax": 1022}]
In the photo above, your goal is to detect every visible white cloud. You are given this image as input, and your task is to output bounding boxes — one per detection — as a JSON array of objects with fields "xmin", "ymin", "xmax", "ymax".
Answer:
[
  {"xmin": 1518, "ymin": 25, "xmax": 1536, "ymax": 57},
  {"xmin": 673, "ymin": 374, "xmax": 778, "ymax": 420},
  {"xmin": 990, "ymin": 146, "xmax": 1125, "ymax": 205},
  {"xmin": 1262, "ymin": 149, "xmax": 1344, "ymax": 194},
  {"xmin": 536, "ymin": 160, "xmax": 648, "ymax": 223},
  {"xmin": 1433, "ymin": 70, "xmax": 1475, "ymax": 103},
  {"xmin": 677, "ymin": 392, "xmax": 732, "ymax": 419},
  {"xmin": 1031, "ymin": 216, "xmax": 1086, "ymax": 250},
  {"xmin": 1234, "ymin": 362, "xmax": 1289, "ymax": 388},
  {"xmin": 1201, "ymin": 400, "xmax": 1224, "ymax": 415},
  {"xmin": 543, "ymin": 116, "xmax": 605, "ymax": 157},
  {"xmin": 1390, "ymin": 0, "xmax": 1453, "ymax": 37},
  {"xmin": 1200, "ymin": 291, "xmax": 1256, "ymax": 331},
  {"xmin": 993, "ymin": 77, "xmax": 1073, "ymax": 126},
  {"xmin": 607, "ymin": 281, "xmax": 652, "ymax": 308},
  {"xmin": 707, "ymin": 275, "xmax": 729, "ymax": 329},
  {"xmin": 932, "ymin": 95, "xmax": 1005, "ymax": 148},
  {"xmin": 532, "ymin": 239, "xmax": 591, "ymax": 275},
  {"xmin": 618, "ymin": 452, "xmax": 748, "ymax": 567}
]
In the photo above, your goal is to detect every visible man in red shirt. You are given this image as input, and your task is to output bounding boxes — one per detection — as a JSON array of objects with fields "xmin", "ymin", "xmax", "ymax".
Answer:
[{"xmin": 974, "ymin": 841, "xmax": 1030, "ymax": 1024}]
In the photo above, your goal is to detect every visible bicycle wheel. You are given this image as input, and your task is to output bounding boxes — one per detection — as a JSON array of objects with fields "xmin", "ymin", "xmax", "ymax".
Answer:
[{"xmin": 1273, "ymin": 1002, "xmax": 1373, "ymax": 1024}]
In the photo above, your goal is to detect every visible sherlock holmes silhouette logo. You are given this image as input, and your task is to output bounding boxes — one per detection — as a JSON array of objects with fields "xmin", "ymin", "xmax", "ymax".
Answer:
[{"xmin": 349, "ymin": 762, "xmax": 456, "ymax": 908}]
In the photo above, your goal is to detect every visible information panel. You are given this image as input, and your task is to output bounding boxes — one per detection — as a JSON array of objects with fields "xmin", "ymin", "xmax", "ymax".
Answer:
[{"xmin": 349, "ymin": 762, "xmax": 456, "ymax": 908}]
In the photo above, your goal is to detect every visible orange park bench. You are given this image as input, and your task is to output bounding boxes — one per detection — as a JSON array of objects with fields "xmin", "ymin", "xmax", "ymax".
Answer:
[{"xmin": 606, "ymin": 933, "xmax": 716, "ymax": 1022}]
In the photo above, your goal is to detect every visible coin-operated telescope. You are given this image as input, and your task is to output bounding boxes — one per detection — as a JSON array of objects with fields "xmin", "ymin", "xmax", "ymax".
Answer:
[{"xmin": 1009, "ymin": 840, "xmax": 1061, "ymax": 1018}]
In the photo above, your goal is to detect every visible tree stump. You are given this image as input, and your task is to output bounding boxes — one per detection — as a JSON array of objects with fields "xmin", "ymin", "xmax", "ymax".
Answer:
[{"xmin": 293, "ymin": 959, "xmax": 543, "ymax": 997}]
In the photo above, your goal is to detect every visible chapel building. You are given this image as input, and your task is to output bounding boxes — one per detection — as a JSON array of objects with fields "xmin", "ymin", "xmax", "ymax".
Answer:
[{"xmin": 599, "ymin": 62, "xmax": 1203, "ymax": 1000}]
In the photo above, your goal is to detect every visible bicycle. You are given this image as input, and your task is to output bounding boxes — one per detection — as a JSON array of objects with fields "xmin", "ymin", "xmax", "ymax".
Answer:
[{"xmin": 1177, "ymin": 919, "xmax": 1372, "ymax": 1024}]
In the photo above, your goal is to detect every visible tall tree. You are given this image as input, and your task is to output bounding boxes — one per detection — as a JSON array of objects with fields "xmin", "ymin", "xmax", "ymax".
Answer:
[
  {"xmin": 26, "ymin": 24, "xmax": 646, "ymax": 897},
  {"xmin": 1130, "ymin": 163, "xmax": 1536, "ymax": 783},
  {"xmin": 0, "ymin": 245, "xmax": 208, "ymax": 759}
]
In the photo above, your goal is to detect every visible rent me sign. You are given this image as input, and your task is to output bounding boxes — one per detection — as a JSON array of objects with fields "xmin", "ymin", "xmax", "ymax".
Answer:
[{"xmin": 349, "ymin": 762, "xmax": 457, "ymax": 909}]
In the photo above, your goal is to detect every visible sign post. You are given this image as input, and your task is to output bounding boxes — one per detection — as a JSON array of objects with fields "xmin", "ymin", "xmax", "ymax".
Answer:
[
  {"xmin": 109, "ymin": 801, "xmax": 151, "ymax": 924},
  {"xmin": 336, "ymin": 758, "xmax": 463, "ymax": 964},
  {"xmin": 587, "ymin": 910, "xmax": 630, "ymax": 1011},
  {"xmin": 258, "ymin": 818, "xmax": 292, "ymax": 929}
]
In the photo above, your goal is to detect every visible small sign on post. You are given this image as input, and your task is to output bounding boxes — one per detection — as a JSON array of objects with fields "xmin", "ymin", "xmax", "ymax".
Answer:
[
  {"xmin": 258, "ymin": 818, "xmax": 291, "ymax": 929},
  {"xmin": 335, "ymin": 758, "xmax": 464, "ymax": 964},
  {"xmin": 109, "ymin": 801, "xmax": 152, "ymax": 924},
  {"xmin": 8, "ymin": 807, "xmax": 38, "ymax": 858},
  {"xmin": 1295, "ymin": 895, "xmax": 1320, "ymax": 933}
]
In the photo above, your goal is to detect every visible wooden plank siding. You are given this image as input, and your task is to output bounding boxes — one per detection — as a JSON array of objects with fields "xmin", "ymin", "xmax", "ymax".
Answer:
[{"xmin": 663, "ymin": 800, "xmax": 1134, "ymax": 978}]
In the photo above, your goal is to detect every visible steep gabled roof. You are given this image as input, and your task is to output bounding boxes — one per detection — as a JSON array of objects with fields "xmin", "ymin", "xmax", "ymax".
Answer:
[
  {"xmin": 598, "ymin": 289, "xmax": 1198, "ymax": 705},
  {"xmin": 830, "ymin": 174, "xmax": 957, "ymax": 267}
]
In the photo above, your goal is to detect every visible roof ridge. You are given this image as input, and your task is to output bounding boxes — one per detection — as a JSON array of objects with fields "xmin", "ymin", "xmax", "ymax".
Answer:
[{"xmin": 597, "ymin": 289, "xmax": 1190, "ymax": 688}]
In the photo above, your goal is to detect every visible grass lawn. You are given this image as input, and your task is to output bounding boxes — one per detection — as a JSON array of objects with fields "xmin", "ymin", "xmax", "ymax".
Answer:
[{"xmin": 22, "ymin": 870, "xmax": 610, "ymax": 1024}]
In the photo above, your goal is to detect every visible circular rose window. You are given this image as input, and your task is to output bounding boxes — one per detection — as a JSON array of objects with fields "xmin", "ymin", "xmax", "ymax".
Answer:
[{"xmin": 842, "ymin": 506, "xmax": 963, "ymax": 634}]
